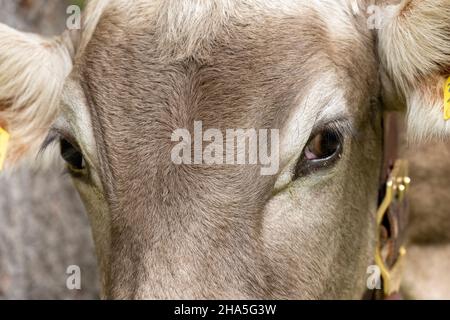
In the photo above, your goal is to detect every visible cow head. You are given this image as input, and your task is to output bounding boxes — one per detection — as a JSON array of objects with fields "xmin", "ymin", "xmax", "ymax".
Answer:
[{"xmin": 0, "ymin": 0, "xmax": 448, "ymax": 299}]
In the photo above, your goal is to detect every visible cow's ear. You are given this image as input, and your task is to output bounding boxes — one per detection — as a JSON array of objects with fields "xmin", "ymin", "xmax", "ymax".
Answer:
[
  {"xmin": 378, "ymin": 0, "xmax": 450, "ymax": 141},
  {"xmin": 0, "ymin": 24, "xmax": 73, "ymax": 167}
]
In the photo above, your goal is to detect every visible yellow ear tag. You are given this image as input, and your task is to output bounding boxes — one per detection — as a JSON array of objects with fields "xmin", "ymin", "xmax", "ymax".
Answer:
[
  {"xmin": 445, "ymin": 76, "xmax": 450, "ymax": 120},
  {"xmin": 0, "ymin": 127, "xmax": 10, "ymax": 171}
]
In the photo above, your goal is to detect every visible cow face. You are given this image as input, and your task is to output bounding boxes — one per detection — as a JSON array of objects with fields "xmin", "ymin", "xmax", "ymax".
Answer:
[{"xmin": 0, "ymin": 0, "xmax": 448, "ymax": 299}]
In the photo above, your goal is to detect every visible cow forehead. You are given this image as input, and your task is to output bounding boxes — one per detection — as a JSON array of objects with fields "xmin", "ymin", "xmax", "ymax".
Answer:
[
  {"xmin": 70, "ymin": 0, "xmax": 377, "ymax": 196},
  {"xmin": 77, "ymin": 0, "xmax": 360, "ymax": 54},
  {"xmin": 76, "ymin": 0, "xmax": 375, "ymax": 122},
  {"xmin": 78, "ymin": 0, "xmax": 366, "ymax": 58}
]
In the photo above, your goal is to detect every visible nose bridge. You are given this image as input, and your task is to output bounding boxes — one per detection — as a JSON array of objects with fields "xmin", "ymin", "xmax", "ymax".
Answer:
[
  {"xmin": 104, "ymin": 195, "xmax": 267, "ymax": 299},
  {"xmin": 101, "ymin": 145, "xmax": 271, "ymax": 298}
]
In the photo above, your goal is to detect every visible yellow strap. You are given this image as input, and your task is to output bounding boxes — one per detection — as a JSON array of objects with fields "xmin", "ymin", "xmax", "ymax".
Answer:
[
  {"xmin": 0, "ymin": 127, "xmax": 10, "ymax": 171},
  {"xmin": 444, "ymin": 76, "xmax": 450, "ymax": 120}
]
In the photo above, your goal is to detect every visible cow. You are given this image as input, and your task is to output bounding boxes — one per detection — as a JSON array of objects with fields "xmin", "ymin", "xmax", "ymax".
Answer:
[{"xmin": 0, "ymin": 0, "xmax": 449, "ymax": 299}]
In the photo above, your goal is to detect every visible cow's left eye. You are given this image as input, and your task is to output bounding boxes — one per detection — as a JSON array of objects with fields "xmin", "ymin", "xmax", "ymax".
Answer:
[
  {"xmin": 295, "ymin": 128, "xmax": 343, "ymax": 177},
  {"xmin": 60, "ymin": 138, "xmax": 86, "ymax": 174}
]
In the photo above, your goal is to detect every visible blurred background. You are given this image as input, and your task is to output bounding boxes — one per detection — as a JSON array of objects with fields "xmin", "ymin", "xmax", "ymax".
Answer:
[{"xmin": 0, "ymin": 0, "xmax": 98, "ymax": 299}]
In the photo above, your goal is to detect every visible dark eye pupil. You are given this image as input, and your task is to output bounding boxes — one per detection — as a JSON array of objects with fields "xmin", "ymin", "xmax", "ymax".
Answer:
[
  {"xmin": 295, "ymin": 128, "xmax": 343, "ymax": 179},
  {"xmin": 60, "ymin": 138, "xmax": 85, "ymax": 170},
  {"xmin": 305, "ymin": 130, "xmax": 340, "ymax": 160}
]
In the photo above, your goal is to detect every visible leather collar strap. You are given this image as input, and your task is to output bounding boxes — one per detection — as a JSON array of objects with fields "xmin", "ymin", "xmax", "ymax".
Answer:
[{"xmin": 365, "ymin": 112, "xmax": 411, "ymax": 300}]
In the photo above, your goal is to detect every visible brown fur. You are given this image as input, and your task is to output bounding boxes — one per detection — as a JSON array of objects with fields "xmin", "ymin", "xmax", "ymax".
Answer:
[
  {"xmin": 67, "ymin": 1, "xmax": 382, "ymax": 298},
  {"xmin": 1, "ymin": 0, "xmax": 448, "ymax": 299}
]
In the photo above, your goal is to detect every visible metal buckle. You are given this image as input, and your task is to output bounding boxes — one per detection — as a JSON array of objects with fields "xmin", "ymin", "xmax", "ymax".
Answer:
[{"xmin": 375, "ymin": 159, "xmax": 411, "ymax": 296}]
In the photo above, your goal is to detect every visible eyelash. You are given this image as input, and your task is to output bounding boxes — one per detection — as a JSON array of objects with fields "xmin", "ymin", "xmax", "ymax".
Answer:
[
  {"xmin": 311, "ymin": 119, "xmax": 354, "ymax": 141},
  {"xmin": 40, "ymin": 127, "xmax": 82, "ymax": 153},
  {"xmin": 39, "ymin": 130, "xmax": 60, "ymax": 155}
]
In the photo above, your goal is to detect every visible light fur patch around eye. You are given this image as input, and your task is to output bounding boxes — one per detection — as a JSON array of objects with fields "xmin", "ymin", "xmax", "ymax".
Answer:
[
  {"xmin": 38, "ymin": 78, "xmax": 103, "ymax": 188},
  {"xmin": 275, "ymin": 78, "xmax": 351, "ymax": 191},
  {"xmin": 60, "ymin": 79, "xmax": 98, "ymax": 166},
  {"xmin": 279, "ymin": 77, "xmax": 350, "ymax": 167}
]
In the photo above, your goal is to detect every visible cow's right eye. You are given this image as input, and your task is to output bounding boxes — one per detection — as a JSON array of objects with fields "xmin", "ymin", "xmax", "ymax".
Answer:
[{"xmin": 60, "ymin": 138, "xmax": 86, "ymax": 174}]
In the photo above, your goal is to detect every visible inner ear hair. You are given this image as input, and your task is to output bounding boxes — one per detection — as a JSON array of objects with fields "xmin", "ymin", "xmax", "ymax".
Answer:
[
  {"xmin": 378, "ymin": 0, "xmax": 450, "ymax": 93},
  {"xmin": 377, "ymin": 0, "xmax": 450, "ymax": 141}
]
